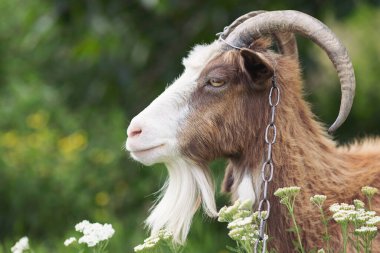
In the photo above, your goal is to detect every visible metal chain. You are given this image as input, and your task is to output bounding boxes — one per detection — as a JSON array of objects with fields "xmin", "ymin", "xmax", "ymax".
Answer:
[{"xmin": 254, "ymin": 74, "xmax": 280, "ymax": 253}]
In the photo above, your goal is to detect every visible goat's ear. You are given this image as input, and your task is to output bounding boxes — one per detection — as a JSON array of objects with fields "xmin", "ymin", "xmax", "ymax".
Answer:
[{"xmin": 240, "ymin": 48, "xmax": 274, "ymax": 89}]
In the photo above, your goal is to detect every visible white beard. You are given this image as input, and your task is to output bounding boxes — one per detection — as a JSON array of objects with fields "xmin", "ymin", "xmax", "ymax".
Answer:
[{"xmin": 145, "ymin": 159, "xmax": 217, "ymax": 244}]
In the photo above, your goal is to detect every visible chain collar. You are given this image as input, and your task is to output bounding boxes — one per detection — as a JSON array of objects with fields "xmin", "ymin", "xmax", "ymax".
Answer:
[{"xmin": 254, "ymin": 74, "xmax": 280, "ymax": 253}]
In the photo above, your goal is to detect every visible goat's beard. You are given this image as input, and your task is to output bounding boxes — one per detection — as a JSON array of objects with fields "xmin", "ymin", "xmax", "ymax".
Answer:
[{"xmin": 145, "ymin": 159, "xmax": 217, "ymax": 244}]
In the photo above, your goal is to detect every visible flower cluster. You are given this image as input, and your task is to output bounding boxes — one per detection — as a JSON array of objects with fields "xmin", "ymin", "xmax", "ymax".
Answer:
[
  {"xmin": 355, "ymin": 226, "xmax": 378, "ymax": 234},
  {"xmin": 353, "ymin": 199, "xmax": 365, "ymax": 209},
  {"xmin": 329, "ymin": 202, "xmax": 379, "ymax": 226},
  {"xmin": 11, "ymin": 237, "xmax": 29, "ymax": 253},
  {"xmin": 329, "ymin": 203, "xmax": 356, "ymax": 224},
  {"xmin": 64, "ymin": 237, "xmax": 76, "ymax": 246},
  {"xmin": 134, "ymin": 230, "xmax": 174, "ymax": 252},
  {"xmin": 274, "ymin": 186, "xmax": 301, "ymax": 204},
  {"xmin": 328, "ymin": 196, "xmax": 379, "ymax": 252},
  {"xmin": 310, "ymin": 194, "xmax": 327, "ymax": 208},
  {"xmin": 361, "ymin": 186, "xmax": 378, "ymax": 197},
  {"xmin": 218, "ymin": 199, "xmax": 252, "ymax": 222},
  {"xmin": 218, "ymin": 199, "xmax": 266, "ymax": 247},
  {"xmin": 64, "ymin": 220, "xmax": 115, "ymax": 248}
]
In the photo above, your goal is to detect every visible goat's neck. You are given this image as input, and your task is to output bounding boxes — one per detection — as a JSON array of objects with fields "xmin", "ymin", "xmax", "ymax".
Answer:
[
  {"xmin": 271, "ymin": 97, "xmax": 368, "ymax": 201},
  {"xmin": 228, "ymin": 62, "xmax": 380, "ymax": 251},
  {"xmin": 235, "ymin": 89, "xmax": 375, "ymax": 251}
]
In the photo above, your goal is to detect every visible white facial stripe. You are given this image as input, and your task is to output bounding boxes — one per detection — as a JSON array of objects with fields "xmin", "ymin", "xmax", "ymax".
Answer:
[
  {"xmin": 146, "ymin": 159, "xmax": 216, "ymax": 244},
  {"xmin": 126, "ymin": 41, "xmax": 221, "ymax": 166},
  {"xmin": 126, "ymin": 41, "xmax": 222, "ymax": 244}
]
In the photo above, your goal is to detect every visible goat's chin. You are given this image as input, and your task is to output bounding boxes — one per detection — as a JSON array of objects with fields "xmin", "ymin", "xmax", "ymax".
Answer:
[
  {"xmin": 145, "ymin": 159, "xmax": 217, "ymax": 244},
  {"xmin": 129, "ymin": 151, "xmax": 161, "ymax": 166},
  {"xmin": 128, "ymin": 144, "xmax": 178, "ymax": 166}
]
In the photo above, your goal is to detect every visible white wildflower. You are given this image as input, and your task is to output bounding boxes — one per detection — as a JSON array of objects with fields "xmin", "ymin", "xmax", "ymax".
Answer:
[
  {"xmin": 366, "ymin": 216, "xmax": 380, "ymax": 226},
  {"xmin": 64, "ymin": 237, "xmax": 77, "ymax": 246},
  {"xmin": 143, "ymin": 236, "xmax": 159, "ymax": 244},
  {"xmin": 353, "ymin": 199, "xmax": 365, "ymax": 209},
  {"xmin": 239, "ymin": 199, "xmax": 253, "ymax": 210},
  {"xmin": 329, "ymin": 203, "xmax": 341, "ymax": 213},
  {"xmin": 227, "ymin": 216, "xmax": 253, "ymax": 229},
  {"xmin": 332, "ymin": 209, "xmax": 356, "ymax": 223},
  {"xmin": 218, "ymin": 199, "xmax": 265, "ymax": 248},
  {"xmin": 339, "ymin": 203, "xmax": 355, "ymax": 211},
  {"xmin": 355, "ymin": 226, "xmax": 378, "ymax": 234},
  {"xmin": 356, "ymin": 209, "xmax": 376, "ymax": 223},
  {"xmin": 134, "ymin": 244, "xmax": 145, "ymax": 252},
  {"xmin": 11, "ymin": 237, "xmax": 29, "ymax": 253},
  {"xmin": 233, "ymin": 210, "xmax": 252, "ymax": 219},
  {"xmin": 218, "ymin": 200, "xmax": 241, "ymax": 222},
  {"xmin": 158, "ymin": 230, "xmax": 173, "ymax": 240},
  {"xmin": 365, "ymin": 211, "xmax": 376, "ymax": 217},
  {"xmin": 225, "ymin": 200, "xmax": 240, "ymax": 215},
  {"xmin": 75, "ymin": 220, "xmax": 91, "ymax": 232},
  {"xmin": 310, "ymin": 195, "xmax": 327, "ymax": 207},
  {"xmin": 329, "ymin": 203, "xmax": 355, "ymax": 213},
  {"xmin": 74, "ymin": 220, "xmax": 115, "ymax": 247},
  {"xmin": 252, "ymin": 211, "xmax": 267, "ymax": 223},
  {"xmin": 317, "ymin": 249, "xmax": 325, "ymax": 253},
  {"xmin": 134, "ymin": 229, "xmax": 174, "ymax": 252},
  {"xmin": 228, "ymin": 227, "xmax": 245, "ymax": 240},
  {"xmin": 361, "ymin": 186, "xmax": 378, "ymax": 197},
  {"xmin": 354, "ymin": 209, "xmax": 368, "ymax": 222},
  {"xmin": 134, "ymin": 241, "xmax": 156, "ymax": 252},
  {"xmin": 274, "ymin": 186, "xmax": 301, "ymax": 199}
]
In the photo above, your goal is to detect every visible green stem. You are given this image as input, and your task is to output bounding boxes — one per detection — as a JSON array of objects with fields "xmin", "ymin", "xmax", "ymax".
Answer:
[
  {"xmin": 288, "ymin": 205, "xmax": 305, "ymax": 253},
  {"xmin": 319, "ymin": 207, "xmax": 331, "ymax": 253},
  {"xmin": 243, "ymin": 242, "xmax": 251, "ymax": 253},
  {"xmin": 355, "ymin": 234, "xmax": 360, "ymax": 253},
  {"xmin": 341, "ymin": 223, "xmax": 348, "ymax": 253},
  {"xmin": 364, "ymin": 234, "xmax": 371, "ymax": 253},
  {"xmin": 365, "ymin": 238, "xmax": 369, "ymax": 253},
  {"xmin": 368, "ymin": 197, "xmax": 372, "ymax": 211}
]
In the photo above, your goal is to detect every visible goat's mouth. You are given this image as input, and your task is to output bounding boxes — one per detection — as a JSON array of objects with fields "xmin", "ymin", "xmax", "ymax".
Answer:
[{"xmin": 129, "ymin": 144, "xmax": 165, "ymax": 156}]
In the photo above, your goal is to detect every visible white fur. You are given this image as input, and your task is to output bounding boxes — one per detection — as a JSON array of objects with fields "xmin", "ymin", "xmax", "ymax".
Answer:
[
  {"xmin": 125, "ymin": 42, "xmax": 221, "ymax": 243},
  {"xmin": 237, "ymin": 169, "xmax": 262, "ymax": 205},
  {"xmin": 237, "ymin": 173, "xmax": 255, "ymax": 202},
  {"xmin": 146, "ymin": 159, "xmax": 216, "ymax": 244}
]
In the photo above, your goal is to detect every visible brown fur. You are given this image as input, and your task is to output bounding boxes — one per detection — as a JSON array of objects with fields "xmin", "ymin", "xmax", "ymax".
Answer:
[{"xmin": 179, "ymin": 38, "xmax": 380, "ymax": 252}]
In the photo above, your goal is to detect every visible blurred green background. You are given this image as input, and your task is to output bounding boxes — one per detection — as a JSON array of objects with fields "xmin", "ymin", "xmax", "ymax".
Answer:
[{"xmin": 1, "ymin": 0, "xmax": 379, "ymax": 252}]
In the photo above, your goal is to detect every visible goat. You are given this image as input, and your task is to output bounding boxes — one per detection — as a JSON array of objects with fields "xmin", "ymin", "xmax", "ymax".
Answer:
[{"xmin": 126, "ymin": 10, "xmax": 380, "ymax": 252}]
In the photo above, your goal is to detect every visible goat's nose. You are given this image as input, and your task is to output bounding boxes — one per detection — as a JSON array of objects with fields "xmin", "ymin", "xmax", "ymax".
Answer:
[{"xmin": 127, "ymin": 123, "xmax": 142, "ymax": 138}]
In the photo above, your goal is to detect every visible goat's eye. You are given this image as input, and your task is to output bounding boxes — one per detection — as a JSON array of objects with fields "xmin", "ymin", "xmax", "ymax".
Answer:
[{"xmin": 208, "ymin": 79, "xmax": 225, "ymax": 87}]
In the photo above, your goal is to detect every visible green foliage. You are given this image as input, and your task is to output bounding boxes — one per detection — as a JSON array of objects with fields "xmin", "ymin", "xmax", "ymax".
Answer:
[{"xmin": 0, "ymin": 0, "xmax": 380, "ymax": 252}]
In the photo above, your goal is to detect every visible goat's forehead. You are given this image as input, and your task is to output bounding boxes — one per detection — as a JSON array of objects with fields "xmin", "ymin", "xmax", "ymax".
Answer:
[{"xmin": 182, "ymin": 42, "xmax": 221, "ymax": 71}]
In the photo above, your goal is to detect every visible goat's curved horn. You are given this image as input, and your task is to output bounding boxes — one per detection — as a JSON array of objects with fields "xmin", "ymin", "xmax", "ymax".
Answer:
[
  {"xmin": 219, "ymin": 11, "xmax": 267, "ymax": 39},
  {"xmin": 220, "ymin": 11, "xmax": 298, "ymax": 58},
  {"xmin": 224, "ymin": 10, "xmax": 355, "ymax": 133}
]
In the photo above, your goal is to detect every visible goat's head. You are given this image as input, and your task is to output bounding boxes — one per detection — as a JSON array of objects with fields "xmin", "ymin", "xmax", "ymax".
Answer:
[{"xmin": 125, "ymin": 10, "xmax": 356, "ymax": 243}]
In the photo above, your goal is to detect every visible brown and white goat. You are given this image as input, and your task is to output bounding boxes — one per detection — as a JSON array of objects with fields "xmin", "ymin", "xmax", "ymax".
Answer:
[{"xmin": 126, "ymin": 10, "xmax": 380, "ymax": 252}]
